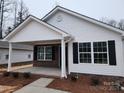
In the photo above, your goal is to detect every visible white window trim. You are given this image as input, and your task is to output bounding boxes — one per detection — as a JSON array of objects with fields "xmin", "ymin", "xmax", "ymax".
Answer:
[
  {"xmin": 91, "ymin": 42, "xmax": 94, "ymax": 64},
  {"xmin": 0, "ymin": 54, "xmax": 1, "ymax": 60},
  {"xmin": 93, "ymin": 41, "xmax": 109, "ymax": 65},
  {"xmin": 78, "ymin": 41, "xmax": 109, "ymax": 65},
  {"xmin": 78, "ymin": 42, "xmax": 92, "ymax": 63},
  {"xmin": 106, "ymin": 41, "xmax": 109, "ymax": 65},
  {"xmin": 37, "ymin": 46, "xmax": 52, "ymax": 61}
]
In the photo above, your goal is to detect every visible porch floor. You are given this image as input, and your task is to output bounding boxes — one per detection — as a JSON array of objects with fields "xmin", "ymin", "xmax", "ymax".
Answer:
[{"xmin": 14, "ymin": 67, "xmax": 61, "ymax": 77}]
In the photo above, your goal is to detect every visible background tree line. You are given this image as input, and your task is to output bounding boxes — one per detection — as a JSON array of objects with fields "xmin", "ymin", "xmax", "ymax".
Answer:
[
  {"xmin": 0, "ymin": 1, "xmax": 124, "ymax": 39},
  {"xmin": 0, "ymin": 0, "xmax": 29, "ymax": 38},
  {"xmin": 100, "ymin": 17, "xmax": 124, "ymax": 30}
]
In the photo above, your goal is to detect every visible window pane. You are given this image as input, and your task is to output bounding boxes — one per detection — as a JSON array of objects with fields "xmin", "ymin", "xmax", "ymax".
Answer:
[
  {"xmin": 94, "ymin": 53, "xmax": 107, "ymax": 64},
  {"xmin": 93, "ymin": 42, "xmax": 108, "ymax": 64},
  {"xmin": 40, "ymin": 47, "xmax": 44, "ymax": 53},
  {"xmin": 79, "ymin": 43, "xmax": 83, "ymax": 52},
  {"xmin": 79, "ymin": 42, "xmax": 91, "ymax": 63},
  {"xmin": 46, "ymin": 46, "xmax": 52, "ymax": 54},
  {"xmin": 103, "ymin": 48, "xmax": 107, "ymax": 52},
  {"xmin": 37, "ymin": 46, "xmax": 44, "ymax": 53},
  {"xmin": 40, "ymin": 54, "xmax": 44, "ymax": 60},
  {"xmin": 37, "ymin": 46, "xmax": 45, "ymax": 60},
  {"xmin": 80, "ymin": 53, "xmax": 91, "ymax": 63},
  {"xmin": 45, "ymin": 46, "xmax": 52, "ymax": 60},
  {"xmin": 37, "ymin": 54, "xmax": 44, "ymax": 60},
  {"xmin": 37, "ymin": 46, "xmax": 53, "ymax": 61},
  {"xmin": 93, "ymin": 42, "xmax": 107, "ymax": 52},
  {"xmin": 46, "ymin": 54, "xmax": 52, "ymax": 60},
  {"xmin": 79, "ymin": 43, "xmax": 91, "ymax": 52}
]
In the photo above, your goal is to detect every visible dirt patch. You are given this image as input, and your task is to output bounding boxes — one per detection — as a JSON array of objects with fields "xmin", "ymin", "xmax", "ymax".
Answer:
[
  {"xmin": 0, "ymin": 73, "xmax": 41, "ymax": 93},
  {"xmin": 0, "ymin": 64, "xmax": 32, "ymax": 73},
  {"xmin": 47, "ymin": 74, "xmax": 124, "ymax": 93}
]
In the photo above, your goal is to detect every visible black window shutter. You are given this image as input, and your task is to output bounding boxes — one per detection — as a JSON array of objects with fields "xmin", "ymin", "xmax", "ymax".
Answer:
[
  {"xmin": 52, "ymin": 46, "xmax": 55, "ymax": 60},
  {"xmin": 108, "ymin": 40, "xmax": 117, "ymax": 65},
  {"xmin": 33, "ymin": 46, "xmax": 37, "ymax": 61},
  {"xmin": 73, "ymin": 42, "xmax": 79, "ymax": 64}
]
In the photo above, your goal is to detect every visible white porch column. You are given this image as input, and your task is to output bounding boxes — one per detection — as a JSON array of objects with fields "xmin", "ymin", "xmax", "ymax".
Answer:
[
  {"xmin": 7, "ymin": 42, "xmax": 12, "ymax": 72},
  {"xmin": 61, "ymin": 38, "xmax": 67, "ymax": 78}
]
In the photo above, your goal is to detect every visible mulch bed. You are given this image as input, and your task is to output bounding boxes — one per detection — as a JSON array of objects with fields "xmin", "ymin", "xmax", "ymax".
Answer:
[
  {"xmin": 0, "ymin": 73, "xmax": 41, "ymax": 93},
  {"xmin": 47, "ymin": 74, "xmax": 124, "ymax": 93}
]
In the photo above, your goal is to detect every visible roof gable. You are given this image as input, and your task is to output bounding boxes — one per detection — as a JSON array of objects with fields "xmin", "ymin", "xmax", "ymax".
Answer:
[
  {"xmin": 42, "ymin": 6, "xmax": 124, "ymax": 35},
  {"xmin": 4, "ymin": 15, "xmax": 70, "ymax": 42}
]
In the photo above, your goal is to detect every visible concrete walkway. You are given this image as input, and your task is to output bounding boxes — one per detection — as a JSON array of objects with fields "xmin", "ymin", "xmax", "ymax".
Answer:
[{"xmin": 14, "ymin": 78, "xmax": 70, "ymax": 93}]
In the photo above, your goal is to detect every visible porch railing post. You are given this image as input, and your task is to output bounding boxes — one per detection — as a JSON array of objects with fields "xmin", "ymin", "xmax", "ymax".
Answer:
[
  {"xmin": 61, "ymin": 38, "xmax": 67, "ymax": 78},
  {"xmin": 8, "ymin": 42, "xmax": 12, "ymax": 72}
]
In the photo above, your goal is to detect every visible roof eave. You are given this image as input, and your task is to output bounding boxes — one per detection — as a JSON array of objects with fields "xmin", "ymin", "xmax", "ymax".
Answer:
[{"xmin": 42, "ymin": 6, "xmax": 123, "ymax": 35}]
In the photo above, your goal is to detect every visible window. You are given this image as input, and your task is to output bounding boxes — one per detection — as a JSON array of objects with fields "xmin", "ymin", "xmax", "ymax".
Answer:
[
  {"xmin": 0, "ymin": 54, "xmax": 1, "ymax": 60},
  {"xmin": 37, "ymin": 46, "xmax": 52, "ymax": 61},
  {"xmin": 5, "ymin": 54, "xmax": 9, "ymax": 60},
  {"xmin": 78, "ymin": 41, "xmax": 108, "ymax": 64},
  {"xmin": 28, "ymin": 54, "xmax": 31, "ymax": 59},
  {"xmin": 93, "ymin": 42, "xmax": 108, "ymax": 64},
  {"xmin": 79, "ymin": 43, "xmax": 91, "ymax": 63}
]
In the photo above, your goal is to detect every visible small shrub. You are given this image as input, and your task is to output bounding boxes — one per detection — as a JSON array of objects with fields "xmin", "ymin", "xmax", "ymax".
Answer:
[
  {"xmin": 3, "ymin": 72, "xmax": 10, "ymax": 77},
  {"xmin": 91, "ymin": 77, "xmax": 100, "ymax": 86},
  {"xmin": 112, "ymin": 80, "xmax": 122, "ymax": 91},
  {"xmin": 70, "ymin": 73, "xmax": 78, "ymax": 82},
  {"xmin": 71, "ymin": 76, "xmax": 77, "ymax": 82},
  {"xmin": 12, "ymin": 72, "xmax": 19, "ymax": 78},
  {"xmin": 121, "ymin": 81, "xmax": 124, "ymax": 86},
  {"xmin": 23, "ymin": 72, "xmax": 31, "ymax": 79}
]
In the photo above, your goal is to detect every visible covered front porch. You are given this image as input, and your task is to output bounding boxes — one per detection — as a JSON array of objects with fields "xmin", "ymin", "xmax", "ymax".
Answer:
[
  {"xmin": 3, "ymin": 16, "xmax": 72, "ymax": 78},
  {"xmin": 9, "ymin": 39, "xmax": 69, "ymax": 78}
]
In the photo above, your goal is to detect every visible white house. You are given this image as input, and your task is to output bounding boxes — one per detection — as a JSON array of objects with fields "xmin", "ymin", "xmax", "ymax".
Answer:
[
  {"xmin": 3, "ymin": 6, "xmax": 124, "ymax": 78},
  {"xmin": 0, "ymin": 40, "xmax": 33, "ymax": 64}
]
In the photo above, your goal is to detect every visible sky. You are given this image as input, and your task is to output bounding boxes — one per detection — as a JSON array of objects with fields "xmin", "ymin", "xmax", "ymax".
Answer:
[{"xmin": 23, "ymin": 0, "xmax": 124, "ymax": 21}]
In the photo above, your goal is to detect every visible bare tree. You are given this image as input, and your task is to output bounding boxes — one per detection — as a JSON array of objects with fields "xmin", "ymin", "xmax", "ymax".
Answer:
[
  {"xmin": 5, "ymin": 26, "xmax": 12, "ymax": 35},
  {"xmin": 0, "ymin": 0, "xmax": 13, "ymax": 38},
  {"xmin": 0, "ymin": 0, "xmax": 4, "ymax": 38},
  {"xmin": 108, "ymin": 20, "xmax": 117, "ymax": 27},
  {"xmin": 118, "ymin": 19, "xmax": 124, "ymax": 30},
  {"xmin": 100, "ymin": 17, "xmax": 124, "ymax": 31},
  {"xmin": 100, "ymin": 17, "xmax": 109, "ymax": 23},
  {"xmin": 3, "ymin": 0, "xmax": 29, "ymax": 36},
  {"xmin": 100, "ymin": 18, "xmax": 117, "ymax": 27},
  {"xmin": 13, "ymin": 0, "xmax": 18, "ymax": 27},
  {"xmin": 16, "ymin": 0, "xmax": 29, "ymax": 25}
]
